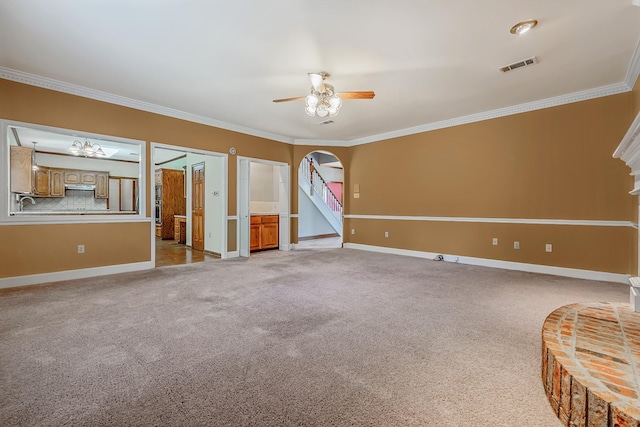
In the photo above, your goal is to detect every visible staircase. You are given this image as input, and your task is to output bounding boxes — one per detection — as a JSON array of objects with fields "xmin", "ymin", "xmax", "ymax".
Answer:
[{"xmin": 299, "ymin": 156, "xmax": 343, "ymax": 235}]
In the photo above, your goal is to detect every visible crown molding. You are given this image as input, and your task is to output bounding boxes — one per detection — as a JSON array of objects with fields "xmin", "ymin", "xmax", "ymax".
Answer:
[
  {"xmin": 0, "ymin": 67, "xmax": 294, "ymax": 145},
  {"xmin": 292, "ymin": 138, "xmax": 350, "ymax": 147},
  {"xmin": 613, "ymin": 111, "xmax": 640, "ymax": 195},
  {"xmin": 0, "ymin": 65, "xmax": 636, "ymax": 149},
  {"xmin": 625, "ymin": 37, "xmax": 640, "ymax": 90},
  {"xmin": 349, "ymin": 82, "xmax": 632, "ymax": 146}
]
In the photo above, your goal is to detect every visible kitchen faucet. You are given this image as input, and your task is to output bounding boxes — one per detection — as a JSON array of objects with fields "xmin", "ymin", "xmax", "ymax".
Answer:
[{"xmin": 19, "ymin": 196, "xmax": 35, "ymax": 211}]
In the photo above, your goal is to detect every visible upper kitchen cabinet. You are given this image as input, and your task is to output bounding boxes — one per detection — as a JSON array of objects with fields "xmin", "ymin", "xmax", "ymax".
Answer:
[
  {"xmin": 50, "ymin": 169, "xmax": 64, "ymax": 197},
  {"xmin": 33, "ymin": 168, "xmax": 50, "ymax": 196},
  {"xmin": 5, "ymin": 122, "xmax": 144, "ymax": 217},
  {"xmin": 95, "ymin": 173, "xmax": 109, "ymax": 199},
  {"xmin": 10, "ymin": 146, "xmax": 32, "ymax": 193}
]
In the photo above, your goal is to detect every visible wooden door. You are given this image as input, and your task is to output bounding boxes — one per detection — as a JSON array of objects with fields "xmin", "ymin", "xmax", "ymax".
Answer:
[{"xmin": 192, "ymin": 163, "xmax": 205, "ymax": 251}]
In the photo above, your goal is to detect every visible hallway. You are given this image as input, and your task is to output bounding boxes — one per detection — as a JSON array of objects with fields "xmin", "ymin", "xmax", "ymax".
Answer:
[{"xmin": 155, "ymin": 238, "xmax": 217, "ymax": 267}]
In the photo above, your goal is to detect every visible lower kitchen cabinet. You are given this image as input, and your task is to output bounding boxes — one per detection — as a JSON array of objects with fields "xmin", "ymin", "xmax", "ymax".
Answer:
[{"xmin": 250, "ymin": 215, "xmax": 279, "ymax": 252}]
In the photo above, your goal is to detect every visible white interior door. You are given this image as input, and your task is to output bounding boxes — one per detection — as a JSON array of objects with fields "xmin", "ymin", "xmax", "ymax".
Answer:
[
  {"xmin": 239, "ymin": 158, "xmax": 250, "ymax": 257},
  {"xmin": 278, "ymin": 164, "xmax": 290, "ymax": 251}
]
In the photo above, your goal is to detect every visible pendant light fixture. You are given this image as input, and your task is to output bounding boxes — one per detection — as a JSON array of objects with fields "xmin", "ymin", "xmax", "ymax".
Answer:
[
  {"xmin": 31, "ymin": 142, "xmax": 39, "ymax": 170},
  {"xmin": 69, "ymin": 138, "xmax": 106, "ymax": 157}
]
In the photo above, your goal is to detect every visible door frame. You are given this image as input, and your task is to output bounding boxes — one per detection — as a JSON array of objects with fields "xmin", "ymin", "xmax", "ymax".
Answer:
[
  {"xmin": 150, "ymin": 142, "xmax": 228, "ymax": 265},
  {"xmin": 237, "ymin": 156, "xmax": 290, "ymax": 258}
]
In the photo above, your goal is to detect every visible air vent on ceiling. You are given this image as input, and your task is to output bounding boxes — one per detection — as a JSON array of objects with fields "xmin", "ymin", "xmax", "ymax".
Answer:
[
  {"xmin": 499, "ymin": 56, "xmax": 538, "ymax": 73},
  {"xmin": 319, "ymin": 120, "xmax": 334, "ymax": 126}
]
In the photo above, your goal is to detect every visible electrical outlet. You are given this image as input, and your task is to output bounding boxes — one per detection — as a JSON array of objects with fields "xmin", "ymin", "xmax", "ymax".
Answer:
[
  {"xmin": 78, "ymin": 244, "xmax": 85, "ymax": 254},
  {"xmin": 546, "ymin": 244, "xmax": 552, "ymax": 253},
  {"xmin": 492, "ymin": 238, "xmax": 498, "ymax": 246},
  {"xmin": 384, "ymin": 231, "xmax": 389, "ymax": 238},
  {"xmin": 353, "ymin": 193, "xmax": 360, "ymax": 199},
  {"xmin": 514, "ymin": 241, "xmax": 520, "ymax": 249},
  {"xmin": 351, "ymin": 229, "xmax": 355, "ymax": 235}
]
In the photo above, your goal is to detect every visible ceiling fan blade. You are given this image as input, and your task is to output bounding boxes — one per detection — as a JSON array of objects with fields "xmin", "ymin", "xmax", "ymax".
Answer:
[
  {"xmin": 272, "ymin": 96, "xmax": 306, "ymax": 103},
  {"xmin": 337, "ymin": 91, "xmax": 376, "ymax": 100},
  {"xmin": 308, "ymin": 73, "xmax": 325, "ymax": 91}
]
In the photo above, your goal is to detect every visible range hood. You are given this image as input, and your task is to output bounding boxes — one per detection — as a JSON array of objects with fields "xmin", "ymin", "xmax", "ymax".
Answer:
[{"xmin": 65, "ymin": 184, "xmax": 96, "ymax": 191}]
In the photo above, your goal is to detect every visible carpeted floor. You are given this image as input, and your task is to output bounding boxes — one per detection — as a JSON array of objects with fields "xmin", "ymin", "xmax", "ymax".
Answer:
[{"xmin": 0, "ymin": 248, "xmax": 629, "ymax": 426}]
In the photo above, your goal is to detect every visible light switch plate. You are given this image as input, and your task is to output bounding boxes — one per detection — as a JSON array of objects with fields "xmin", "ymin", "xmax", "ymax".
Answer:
[{"xmin": 354, "ymin": 193, "xmax": 360, "ymax": 199}]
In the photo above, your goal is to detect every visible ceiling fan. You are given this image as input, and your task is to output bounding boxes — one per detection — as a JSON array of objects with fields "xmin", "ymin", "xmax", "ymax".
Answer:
[{"xmin": 273, "ymin": 72, "xmax": 375, "ymax": 118}]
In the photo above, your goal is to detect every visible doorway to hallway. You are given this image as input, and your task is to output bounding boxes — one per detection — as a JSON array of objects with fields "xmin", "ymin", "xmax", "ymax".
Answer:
[{"xmin": 152, "ymin": 144, "xmax": 227, "ymax": 267}]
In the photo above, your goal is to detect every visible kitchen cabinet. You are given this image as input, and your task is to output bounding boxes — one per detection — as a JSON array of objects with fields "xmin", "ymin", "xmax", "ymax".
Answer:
[
  {"xmin": 33, "ymin": 168, "xmax": 50, "ymax": 196},
  {"xmin": 250, "ymin": 215, "xmax": 279, "ymax": 252},
  {"xmin": 64, "ymin": 170, "xmax": 97, "ymax": 185},
  {"xmin": 174, "ymin": 216, "xmax": 187, "ymax": 243},
  {"xmin": 250, "ymin": 216, "xmax": 262, "ymax": 251},
  {"xmin": 81, "ymin": 172, "xmax": 96, "ymax": 185},
  {"xmin": 10, "ymin": 146, "xmax": 32, "ymax": 194},
  {"xmin": 50, "ymin": 170, "xmax": 64, "ymax": 197},
  {"xmin": 95, "ymin": 173, "xmax": 109, "ymax": 199},
  {"xmin": 64, "ymin": 170, "xmax": 81, "ymax": 184}
]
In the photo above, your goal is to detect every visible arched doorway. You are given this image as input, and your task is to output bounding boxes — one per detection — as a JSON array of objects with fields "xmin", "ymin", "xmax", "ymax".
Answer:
[{"xmin": 297, "ymin": 151, "xmax": 343, "ymax": 249}]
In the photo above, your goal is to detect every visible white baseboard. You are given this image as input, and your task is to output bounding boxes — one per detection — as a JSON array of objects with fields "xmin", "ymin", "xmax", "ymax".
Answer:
[
  {"xmin": 0, "ymin": 261, "xmax": 154, "ymax": 290},
  {"xmin": 223, "ymin": 251, "xmax": 239, "ymax": 259},
  {"xmin": 343, "ymin": 243, "xmax": 630, "ymax": 284}
]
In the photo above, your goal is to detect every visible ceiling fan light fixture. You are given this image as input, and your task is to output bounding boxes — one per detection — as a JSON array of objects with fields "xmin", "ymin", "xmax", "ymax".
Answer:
[
  {"xmin": 316, "ymin": 104, "xmax": 329, "ymax": 118},
  {"xmin": 273, "ymin": 71, "xmax": 374, "ymax": 117},
  {"xmin": 510, "ymin": 19, "xmax": 538, "ymax": 35},
  {"xmin": 328, "ymin": 96, "xmax": 342, "ymax": 116}
]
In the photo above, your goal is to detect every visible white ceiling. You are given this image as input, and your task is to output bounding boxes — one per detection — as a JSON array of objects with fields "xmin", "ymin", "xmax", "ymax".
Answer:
[
  {"xmin": 9, "ymin": 125, "xmax": 141, "ymax": 161},
  {"xmin": 1, "ymin": 1, "xmax": 640, "ymax": 145}
]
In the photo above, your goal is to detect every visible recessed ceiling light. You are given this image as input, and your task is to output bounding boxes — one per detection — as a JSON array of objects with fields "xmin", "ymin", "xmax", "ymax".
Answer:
[{"xmin": 510, "ymin": 19, "xmax": 538, "ymax": 35}]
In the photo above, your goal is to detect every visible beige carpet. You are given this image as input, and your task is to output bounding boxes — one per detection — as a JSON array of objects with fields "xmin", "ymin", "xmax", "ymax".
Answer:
[{"xmin": 0, "ymin": 248, "xmax": 629, "ymax": 426}]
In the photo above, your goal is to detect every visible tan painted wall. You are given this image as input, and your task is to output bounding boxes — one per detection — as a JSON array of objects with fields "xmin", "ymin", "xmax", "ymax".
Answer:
[
  {"xmin": 345, "ymin": 92, "xmax": 638, "ymax": 274},
  {"xmin": 0, "ymin": 79, "xmax": 292, "ymax": 278},
  {"xmin": 0, "ymin": 222, "xmax": 150, "ymax": 277},
  {"xmin": 3, "ymin": 76, "xmax": 639, "ymax": 279}
]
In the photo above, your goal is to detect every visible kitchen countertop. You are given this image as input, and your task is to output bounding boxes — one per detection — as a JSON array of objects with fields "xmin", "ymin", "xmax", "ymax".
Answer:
[{"xmin": 250, "ymin": 212, "xmax": 279, "ymax": 216}]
